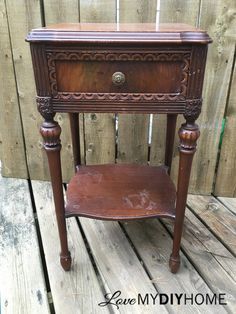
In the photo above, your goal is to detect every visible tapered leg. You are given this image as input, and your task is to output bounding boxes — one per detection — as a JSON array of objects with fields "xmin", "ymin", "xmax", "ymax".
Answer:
[
  {"xmin": 165, "ymin": 114, "xmax": 177, "ymax": 174},
  {"xmin": 37, "ymin": 96, "xmax": 71, "ymax": 271},
  {"xmin": 69, "ymin": 113, "xmax": 81, "ymax": 170},
  {"xmin": 169, "ymin": 122, "xmax": 200, "ymax": 273}
]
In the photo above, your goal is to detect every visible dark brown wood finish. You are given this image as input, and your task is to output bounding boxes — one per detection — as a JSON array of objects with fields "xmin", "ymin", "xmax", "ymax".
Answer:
[
  {"xmin": 66, "ymin": 164, "xmax": 176, "ymax": 220},
  {"xmin": 69, "ymin": 113, "xmax": 81, "ymax": 169},
  {"xmin": 27, "ymin": 23, "xmax": 211, "ymax": 273},
  {"xmin": 165, "ymin": 114, "xmax": 177, "ymax": 174}
]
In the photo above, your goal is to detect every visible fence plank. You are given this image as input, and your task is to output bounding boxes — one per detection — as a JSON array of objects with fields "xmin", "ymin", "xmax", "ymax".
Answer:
[
  {"xmin": 117, "ymin": 0, "xmax": 156, "ymax": 164},
  {"xmin": 150, "ymin": 0, "xmax": 200, "ymax": 184},
  {"xmin": 4, "ymin": 0, "xmax": 50, "ymax": 181},
  {"xmin": 43, "ymin": 0, "xmax": 81, "ymax": 179},
  {"xmin": 188, "ymin": 0, "xmax": 236, "ymax": 194},
  {"xmin": 0, "ymin": 0, "xmax": 28, "ymax": 178},
  {"xmin": 80, "ymin": 0, "xmax": 116, "ymax": 165},
  {"xmin": 215, "ymin": 54, "xmax": 236, "ymax": 196},
  {"xmin": 43, "ymin": 0, "xmax": 79, "ymax": 23}
]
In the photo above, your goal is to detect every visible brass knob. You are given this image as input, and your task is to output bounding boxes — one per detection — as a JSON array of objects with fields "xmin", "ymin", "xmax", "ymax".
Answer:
[{"xmin": 112, "ymin": 72, "xmax": 125, "ymax": 86}]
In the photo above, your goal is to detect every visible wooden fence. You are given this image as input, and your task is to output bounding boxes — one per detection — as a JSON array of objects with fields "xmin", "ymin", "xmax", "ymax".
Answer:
[{"xmin": 0, "ymin": 0, "xmax": 235, "ymax": 196}]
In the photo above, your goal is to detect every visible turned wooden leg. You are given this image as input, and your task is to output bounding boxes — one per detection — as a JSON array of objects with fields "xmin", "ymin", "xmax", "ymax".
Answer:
[
  {"xmin": 165, "ymin": 114, "xmax": 177, "ymax": 174},
  {"xmin": 37, "ymin": 96, "xmax": 71, "ymax": 271},
  {"xmin": 69, "ymin": 113, "xmax": 81, "ymax": 170},
  {"xmin": 169, "ymin": 119, "xmax": 200, "ymax": 273}
]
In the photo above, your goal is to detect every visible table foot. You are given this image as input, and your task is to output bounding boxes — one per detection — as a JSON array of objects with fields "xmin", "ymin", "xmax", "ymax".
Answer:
[
  {"xmin": 60, "ymin": 252, "xmax": 72, "ymax": 271},
  {"xmin": 169, "ymin": 254, "xmax": 180, "ymax": 273}
]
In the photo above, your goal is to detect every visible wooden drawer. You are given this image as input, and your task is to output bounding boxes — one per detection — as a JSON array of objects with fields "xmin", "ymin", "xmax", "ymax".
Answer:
[
  {"xmin": 55, "ymin": 60, "xmax": 184, "ymax": 94},
  {"xmin": 46, "ymin": 48, "xmax": 192, "ymax": 113}
]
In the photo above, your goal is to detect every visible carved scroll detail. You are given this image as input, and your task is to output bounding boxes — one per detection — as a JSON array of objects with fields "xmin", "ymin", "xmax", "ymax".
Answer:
[
  {"xmin": 54, "ymin": 92, "xmax": 185, "ymax": 102},
  {"xmin": 36, "ymin": 96, "xmax": 54, "ymax": 120},
  {"xmin": 46, "ymin": 50, "xmax": 191, "ymax": 102},
  {"xmin": 184, "ymin": 98, "xmax": 202, "ymax": 122}
]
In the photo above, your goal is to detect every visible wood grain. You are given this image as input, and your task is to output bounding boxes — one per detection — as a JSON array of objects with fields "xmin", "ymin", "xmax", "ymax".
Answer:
[
  {"xmin": 0, "ymin": 174, "xmax": 50, "ymax": 313},
  {"xmin": 217, "ymin": 197, "xmax": 236, "ymax": 215},
  {"xmin": 43, "ymin": 0, "xmax": 79, "ymax": 23},
  {"xmin": 32, "ymin": 180, "xmax": 109, "ymax": 314},
  {"xmin": 215, "ymin": 57, "xmax": 236, "ymax": 196},
  {"xmin": 187, "ymin": 194, "xmax": 236, "ymax": 255},
  {"xmin": 43, "ymin": 0, "xmax": 81, "ymax": 179},
  {"xmin": 4, "ymin": 0, "xmax": 50, "ymax": 180},
  {"xmin": 80, "ymin": 0, "xmax": 116, "ymax": 165},
  {"xmin": 188, "ymin": 0, "xmax": 236, "ymax": 193},
  {"xmin": 162, "ymin": 208, "xmax": 236, "ymax": 312},
  {"xmin": 123, "ymin": 219, "xmax": 228, "ymax": 313},
  {"xmin": 79, "ymin": 217, "xmax": 168, "ymax": 313},
  {"xmin": 117, "ymin": 0, "xmax": 156, "ymax": 164},
  {"xmin": 150, "ymin": 0, "xmax": 200, "ymax": 184},
  {"xmin": 0, "ymin": 0, "xmax": 28, "ymax": 178}
]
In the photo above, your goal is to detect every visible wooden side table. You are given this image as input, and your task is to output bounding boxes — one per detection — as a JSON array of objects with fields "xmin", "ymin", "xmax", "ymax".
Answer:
[{"xmin": 27, "ymin": 23, "xmax": 212, "ymax": 273}]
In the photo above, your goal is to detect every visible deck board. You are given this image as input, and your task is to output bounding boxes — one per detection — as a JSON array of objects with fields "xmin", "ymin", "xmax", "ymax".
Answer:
[
  {"xmin": 0, "ymin": 176, "xmax": 50, "ymax": 314},
  {"xmin": 217, "ymin": 197, "xmax": 236, "ymax": 215},
  {"xmin": 187, "ymin": 195, "xmax": 236, "ymax": 256},
  {"xmin": 1, "ymin": 176, "xmax": 236, "ymax": 313},
  {"xmin": 122, "ymin": 219, "xmax": 227, "ymax": 313},
  {"xmin": 79, "ymin": 218, "xmax": 167, "ymax": 313},
  {"xmin": 31, "ymin": 180, "xmax": 109, "ymax": 314},
  {"xmin": 162, "ymin": 206, "xmax": 236, "ymax": 312}
]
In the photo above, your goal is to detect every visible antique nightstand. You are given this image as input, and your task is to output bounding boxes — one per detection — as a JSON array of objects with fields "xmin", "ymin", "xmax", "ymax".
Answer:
[{"xmin": 26, "ymin": 23, "xmax": 212, "ymax": 273}]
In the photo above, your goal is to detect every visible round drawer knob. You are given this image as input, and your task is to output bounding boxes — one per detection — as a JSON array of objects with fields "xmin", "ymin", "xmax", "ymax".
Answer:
[{"xmin": 112, "ymin": 72, "xmax": 126, "ymax": 86}]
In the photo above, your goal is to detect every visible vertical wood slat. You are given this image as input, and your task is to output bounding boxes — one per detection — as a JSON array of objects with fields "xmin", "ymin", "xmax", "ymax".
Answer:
[
  {"xmin": 117, "ymin": 0, "xmax": 156, "ymax": 164},
  {"xmin": 4, "ymin": 0, "xmax": 47, "ymax": 181},
  {"xmin": 80, "ymin": 0, "xmax": 116, "ymax": 165},
  {"xmin": 150, "ymin": 0, "xmax": 201, "ymax": 187},
  {"xmin": 189, "ymin": 0, "xmax": 236, "ymax": 194},
  {"xmin": 43, "ymin": 0, "xmax": 82, "ymax": 179},
  {"xmin": 1, "ymin": 0, "xmax": 235, "ymax": 198},
  {"xmin": 0, "ymin": 0, "xmax": 28, "ymax": 178},
  {"xmin": 215, "ymin": 50, "xmax": 236, "ymax": 196}
]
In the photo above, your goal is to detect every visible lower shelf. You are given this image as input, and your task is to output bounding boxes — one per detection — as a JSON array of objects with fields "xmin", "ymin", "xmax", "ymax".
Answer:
[{"xmin": 65, "ymin": 164, "xmax": 176, "ymax": 220}]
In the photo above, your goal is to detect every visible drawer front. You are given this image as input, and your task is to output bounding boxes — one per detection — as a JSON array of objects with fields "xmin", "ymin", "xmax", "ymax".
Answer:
[
  {"xmin": 56, "ymin": 60, "xmax": 183, "ymax": 94},
  {"xmin": 46, "ymin": 49, "xmax": 191, "ymax": 112}
]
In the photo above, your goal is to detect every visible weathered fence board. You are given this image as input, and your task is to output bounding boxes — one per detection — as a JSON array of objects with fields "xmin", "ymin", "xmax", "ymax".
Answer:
[
  {"xmin": 0, "ymin": 0, "xmax": 28, "ymax": 178},
  {"xmin": 215, "ymin": 55, "xmax": 236, "ymax": 196},
  {"xmin": 4, "ymin": 0, "xmax": 47, "ymax": 180},
  {"xmin": 0, "ymin": 0, "xmax": 236, "ymax": 196},
  {"xmin": 188, "ymin": 0, "xmax": 236, "ymax": 194}
]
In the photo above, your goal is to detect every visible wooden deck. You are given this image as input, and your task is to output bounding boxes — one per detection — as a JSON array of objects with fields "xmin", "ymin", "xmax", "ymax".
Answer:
[{"xmin": 0, "ymin": 170, "xmax": 235, "ymax": 313}]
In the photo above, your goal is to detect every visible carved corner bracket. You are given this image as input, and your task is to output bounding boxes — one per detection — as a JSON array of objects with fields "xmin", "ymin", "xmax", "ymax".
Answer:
[
  {"xmin": 184, "ymin": 98, "xmax": 202, "ymax": 122},
  {"xmin": 36, "ymin": 96, "xmax": 54, "ymax": 121}
]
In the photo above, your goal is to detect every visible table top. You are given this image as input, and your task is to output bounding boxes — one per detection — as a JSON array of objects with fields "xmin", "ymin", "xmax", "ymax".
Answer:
[{"xmin": 26, "ymin": 23, "xmax": 212, "ymax": 44}]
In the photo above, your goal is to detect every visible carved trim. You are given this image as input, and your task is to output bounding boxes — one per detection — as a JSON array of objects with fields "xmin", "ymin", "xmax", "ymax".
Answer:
[
  {"xmin": 184, "ymin": 98, "xmax": 202, "ymax": 122},
  {"xmin": 54, "ymin": 92, "xmax": 185, "ymax": 102},
  {"xmin": 46, "ymin": 50, "xmax": 191, "ymax": 102},
  {"xmin": 179, "ymin": 124, "xmax": 200, "ymax": 153},
  {"xmin": 36, "ymin": 96, "xmax": 54, "ymax": 120},
  {"xmin": 40, "ymin": 121, "xmax": 61, "ymax": 149}
]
